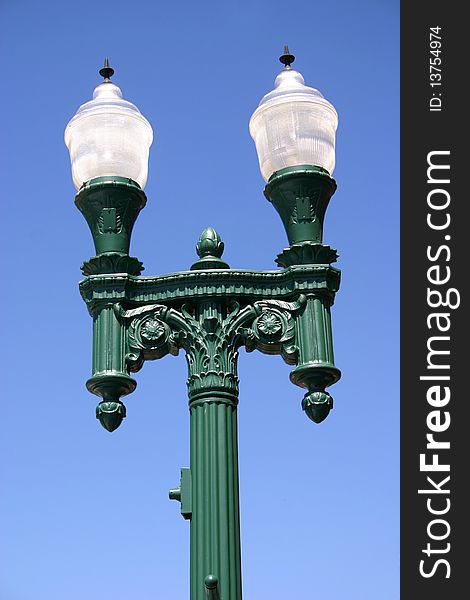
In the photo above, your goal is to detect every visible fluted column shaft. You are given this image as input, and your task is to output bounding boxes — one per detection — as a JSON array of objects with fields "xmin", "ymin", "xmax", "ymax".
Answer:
[{"xmin": 189, "ymin": 395, "xmax": 242, "ymax": 600}]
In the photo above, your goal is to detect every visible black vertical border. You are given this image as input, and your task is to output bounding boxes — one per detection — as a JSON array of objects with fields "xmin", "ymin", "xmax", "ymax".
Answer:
[{"xmin": 401, "ymin": 3, "xmax": 467, "ymax": 598}]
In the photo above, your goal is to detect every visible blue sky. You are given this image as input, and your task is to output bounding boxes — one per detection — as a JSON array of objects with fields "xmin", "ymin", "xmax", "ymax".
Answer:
[{"xmin": 0, "ymin": 1, "xmax": 399, "ymax": 599}]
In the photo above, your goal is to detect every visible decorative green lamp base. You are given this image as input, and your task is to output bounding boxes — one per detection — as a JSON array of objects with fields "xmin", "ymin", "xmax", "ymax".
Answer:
[
  {"xmin": 264, "ymin": 165, "xmax": 337, "ymax": 245},
  {"xmin": 75, "ymin": 176, "xmax": 147, "ymax": 275}
]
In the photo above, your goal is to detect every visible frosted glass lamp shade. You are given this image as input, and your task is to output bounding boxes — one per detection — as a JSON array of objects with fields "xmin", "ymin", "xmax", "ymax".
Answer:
[
  {"xmin": 65, "ymin": 80, "xmax": 153, "ymax": 190},
  {"xmin": 249, "ymin": 67, "xmax": 338, "ymax": 182}
]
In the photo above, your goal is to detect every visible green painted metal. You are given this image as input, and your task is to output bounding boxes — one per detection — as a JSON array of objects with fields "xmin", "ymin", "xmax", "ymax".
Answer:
[
  {"xmin": 205, "ymin": 575, "xmax": 221, "ymax": 600},
  {"xmin": 75, "ymin": 176, "xmax": 146, "ymax": 256},
  {"xmin": 76, "ymin": 167, "xmax": 341, "ymax": 598},
  {"xmin": 191, "ymin": 227, "xmax": 230, "ymax": 270},
  {"xmin": 290, "ymin": 294, "xmax": 340, "ymax": 423},
  {"xmin": 79, "ymin": 266, "xmax": 340, "ymax": 314},
  {"xmin": 264, "ymin": 164, "xmax": 336, "ymax": 246},
  {"xmin": 169, "ymin": 468, "xmax": 192, "ymax": 520},
  {"xmin": 87, "ymin": 304, "xmax": 136, "ymax": 431},
  {"xmin": 190, "ymin": 388, "xmax": 241, "ymax": 600},
  {"xmin": 75, "ymin": 176, "xmax": 147, "ymax": 276}
]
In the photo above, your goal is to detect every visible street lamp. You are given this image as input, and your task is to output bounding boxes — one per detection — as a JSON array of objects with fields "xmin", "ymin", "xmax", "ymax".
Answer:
[{"xmin": 66, "ymin": 50, "xmax": 341, "ymax": 600}]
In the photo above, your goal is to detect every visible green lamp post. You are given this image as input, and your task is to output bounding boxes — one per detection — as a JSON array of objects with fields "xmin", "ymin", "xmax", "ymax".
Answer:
[{"xmin": 66, "ymin": 49, "xmax": 341, "ymax": 600}]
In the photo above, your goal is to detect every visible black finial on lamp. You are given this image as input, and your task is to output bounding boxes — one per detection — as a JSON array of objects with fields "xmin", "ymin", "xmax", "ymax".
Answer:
[
  {"xmin": 279, "ymin": 45, "xmax": 295, "ymax": 68},
  {"xmin": 99, "ymin": 58, "xmax": 115, "ymax": 81}
]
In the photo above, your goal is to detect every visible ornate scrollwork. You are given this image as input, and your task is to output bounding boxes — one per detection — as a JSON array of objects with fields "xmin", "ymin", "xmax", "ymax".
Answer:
[
  {"xmin": 115, "ymin": 295, "xmax": 305, "ymax": 403},
  {"xmin": 128, "ymin": 313, "xmax": 172, "ymax": 359},
  {"xmin": 176, "ymin": 301, "xmax": 255, "ymax": 403},
  {"xmin": 115, "ymin": 304, "xmax": 177, "ymax": 371},
  {"xmin": 248, "ymin": 297, "xmax": 304, "ymax": 364}
]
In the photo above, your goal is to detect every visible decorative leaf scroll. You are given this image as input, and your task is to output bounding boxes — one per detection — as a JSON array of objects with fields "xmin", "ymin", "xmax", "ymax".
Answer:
[
  {"xmin": 255, "ymin": 297, "xmax": 306, "ymax": 313},
  {"xmin": 116, "ymin": 296, "xmax": 306, "ymax": 396},
  {"xmin": 115, "ymin": 303, "xmax": 168, "ymax": 321},
  {"xmin": 249, "ymin": 297, "xmax": 305, "ymax": 364},
  {"xmin": 115, "ymin": 304, "xmax": 176, "ymax": 371}
]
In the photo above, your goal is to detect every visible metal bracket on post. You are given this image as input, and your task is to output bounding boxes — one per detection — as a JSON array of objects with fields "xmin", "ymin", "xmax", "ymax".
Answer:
[{"xmin": 169, "ymin": 468, "xmax": 192, "ymax": 520}]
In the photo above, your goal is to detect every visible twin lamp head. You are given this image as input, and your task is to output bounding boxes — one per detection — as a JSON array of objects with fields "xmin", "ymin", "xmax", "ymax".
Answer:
[{"xmin": 64, "ymin": 49, "xmax": 338, "ymax": 192}]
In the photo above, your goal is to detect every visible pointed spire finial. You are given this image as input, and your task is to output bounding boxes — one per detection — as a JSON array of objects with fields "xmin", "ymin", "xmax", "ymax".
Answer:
[
  {"xmin": 99, "ymin": 58, "xmax": 115, "ymax": 81},
  {"xmin": 279, "ymin": 45, "xmax": 295, "ymax": 68}
]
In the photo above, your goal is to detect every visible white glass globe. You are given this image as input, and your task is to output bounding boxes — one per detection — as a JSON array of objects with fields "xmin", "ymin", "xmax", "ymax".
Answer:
[
  {"xmin": 249, "ymin": 66, "xmax": 338, "ymax": 182},
  {"xmin": 64, "ymin": 80, "xmax": 153, "ymax": 190}
]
